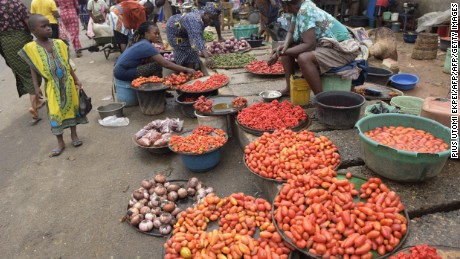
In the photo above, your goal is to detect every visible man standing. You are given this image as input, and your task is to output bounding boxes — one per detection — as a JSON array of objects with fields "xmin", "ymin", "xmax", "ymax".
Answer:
[{"xmin": 31, "ymin": 0, "xmax": 60, "ymax": 38}]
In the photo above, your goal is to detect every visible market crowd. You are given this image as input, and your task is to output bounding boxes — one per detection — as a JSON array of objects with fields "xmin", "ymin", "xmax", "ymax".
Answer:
[{"xmin": 1, "ymin": 0, "xmax": 384, "ymax": 156}]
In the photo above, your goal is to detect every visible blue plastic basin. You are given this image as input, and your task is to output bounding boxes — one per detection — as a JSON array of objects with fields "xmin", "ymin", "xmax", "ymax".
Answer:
[
  {"xmin": 403, "ymin": 32, "xmax": 418, "ymax": 43},
  {"xmin": 181, "ymin": 149, "xmax": 221, "ymax": 173},
  {"xmin": 389, "ymin": 73, "xmax": 419, "ymax": 90}
]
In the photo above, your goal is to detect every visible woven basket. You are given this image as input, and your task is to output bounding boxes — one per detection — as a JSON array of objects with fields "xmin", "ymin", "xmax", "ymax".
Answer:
[{"xmin": 412, "ymin": 33, "xmax": 438, "ymax": 60}]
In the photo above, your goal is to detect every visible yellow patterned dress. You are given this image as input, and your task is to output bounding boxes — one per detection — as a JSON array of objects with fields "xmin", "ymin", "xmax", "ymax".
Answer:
[{"xmin": 19, "ymin": 39, "xmax": 88, "ymax": 135}]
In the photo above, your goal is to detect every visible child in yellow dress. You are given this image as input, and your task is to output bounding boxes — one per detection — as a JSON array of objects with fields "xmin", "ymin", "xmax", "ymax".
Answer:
[{"xmin": 19, "ymin": 14, "xmax": 88, "ymax": 157}]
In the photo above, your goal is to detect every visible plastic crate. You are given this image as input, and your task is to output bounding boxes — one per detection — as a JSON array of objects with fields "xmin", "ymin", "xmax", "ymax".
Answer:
[{"xmin": 232, "ymin": 25, "xmax": 259, "ymax": 40}]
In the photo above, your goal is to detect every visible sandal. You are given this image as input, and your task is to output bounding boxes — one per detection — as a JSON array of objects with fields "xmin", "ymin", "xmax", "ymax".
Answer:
[
  {"xmin": 49, "ymin": 147, "xmax": 65, "ymax": 157},
  {"xmin": 72, "ymin": 139, "xmax": 83, "ymax": 147},
  {"xmin": 30, "ymin": 117, "xmax": 42, "ymax": 125}
]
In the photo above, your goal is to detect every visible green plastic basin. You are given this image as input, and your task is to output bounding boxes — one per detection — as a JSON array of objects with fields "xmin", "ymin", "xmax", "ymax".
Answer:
[{"xmin": 355, "ymin": 114, "xmax": 451, "ymax": 182}]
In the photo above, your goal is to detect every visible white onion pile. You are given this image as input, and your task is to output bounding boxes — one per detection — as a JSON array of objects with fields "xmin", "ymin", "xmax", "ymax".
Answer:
[
  {"xmin": 206, "ymin": 37, "xmax": 250, "ymax": 55},
  {"xmin": 126, "ymin": 175, "xmax": 215, "ymax": 235}
]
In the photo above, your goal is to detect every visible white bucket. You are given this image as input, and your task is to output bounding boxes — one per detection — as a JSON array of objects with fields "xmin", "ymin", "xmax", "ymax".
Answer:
[
  {"xmin": 194, "ymin": 111, "xmax": 228, "ymax": 134},
  {"xmin": 391, "ymin": 13, "xmax": 399, "ymax": 22}
]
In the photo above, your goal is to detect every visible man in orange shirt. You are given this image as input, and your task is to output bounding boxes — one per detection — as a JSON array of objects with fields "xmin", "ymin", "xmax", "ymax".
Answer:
[
  {"xmin": 31, "ymin": 0, "xmax": 61, "ymax": 38},
  {"xmin": 375, "ymin": 0, "xmax": 389, "ymax": 28}
]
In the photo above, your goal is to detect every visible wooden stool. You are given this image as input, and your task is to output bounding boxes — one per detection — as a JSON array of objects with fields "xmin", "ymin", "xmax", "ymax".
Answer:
[{"xmin": 220, "ymin": 2, "xmax": 233, "ymax": 31}]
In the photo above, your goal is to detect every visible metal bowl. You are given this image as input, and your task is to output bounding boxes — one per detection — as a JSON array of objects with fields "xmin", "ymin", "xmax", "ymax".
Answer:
[
  {"xmin": 259, "ymin": 90, "xmax": 282, "ymax": 102},
  {"xmin": 96, "ymin": 102, "xmax": 125, "ymax": 119}
]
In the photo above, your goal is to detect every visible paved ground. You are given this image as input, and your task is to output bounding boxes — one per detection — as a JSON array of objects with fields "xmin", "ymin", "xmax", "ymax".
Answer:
[{"xmin": 0, "ymin": 26, "xmax": 458, "ymax": 258}]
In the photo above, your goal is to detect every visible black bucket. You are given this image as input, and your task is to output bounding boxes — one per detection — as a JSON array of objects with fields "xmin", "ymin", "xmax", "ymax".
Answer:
[
  {"xmin": 315, "ymin": 91, "xmax": 366, "ymax": 129},
  {"xmin": 367, "ymin": 66, "xmax": 393, "ymax": 85},
  {"xmin": 176, "ymin": 94, "xmax": 197, "ymax": 118},
  {"xmin": 136, "ymin": 90, "xmax": 166, "ymax": 115}
]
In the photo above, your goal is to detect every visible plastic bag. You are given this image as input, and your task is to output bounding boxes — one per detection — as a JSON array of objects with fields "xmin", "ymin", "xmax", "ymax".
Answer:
[
  {"xmin": 98, "ymin": 115, "xmax": 130, "ymax": 127},
  {"xmin": 135, "ymin": 129, "xmax": 148, "ymax": 139},
  {"xmin": 147, "ymin": 130, "xmax": 162, "ymax": 142},
  {"xmin": 416, "ymin": 10, "xmax": 451, "ymax": 33}
]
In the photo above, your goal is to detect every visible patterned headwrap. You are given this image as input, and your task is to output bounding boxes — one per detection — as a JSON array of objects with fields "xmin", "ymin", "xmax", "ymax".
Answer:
[{"xmin": 203, "ymin": 2, "xmax": 221, "ymax": 16}]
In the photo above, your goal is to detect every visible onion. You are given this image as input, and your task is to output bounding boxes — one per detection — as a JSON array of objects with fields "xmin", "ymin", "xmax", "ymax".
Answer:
[
  {"xmin": 127, "ymin": 207, "xmax": 139, "ymax": 217},
  {"xmin": 159, "ymin": 224, "xmax": 172, "ymax": 235},
  {"xmin": 177, "ymin": 188, "xmax": 188, "ymax": 199},
  {"xmin": 140, "ymin": 206, "xmax": 151, "ymax": 215},
  {"xmin": 196, "ymin": 182, "xmax": 203, "ymax": 190},
  {"xmin": 187, "ymin": 177, "xmax": 199, "ymax": 188},
  {"xmin": 139, "ymin": 198, "xmax": 148, "ymax": 205},
  {"xmin": 164, "ymin": 182, "xmax": 170, "ymax": 188},
  {"xmin": 170, "ymin": 217, "xmax": 177, "ymax": 225},
  {"xmin": 159, "ymin": 212, "xmax": 173, "ymax": 224},
  {"xmin": 151, "ymin": 207, "xmax": 161, "ymax": 215},
  {"xmin": 154, "ymin": 185, "xmax": 167, "ymax": 196},
  {"xmin": 130, "ymin": 214, "xmax": 143, "ymax": 226},
  {"xmin": 167, "ymin": 191, "xmax": 178, "ymax": 202},
  {"xmin": 187, "ymin": 187, "xmax": 196, "ymax": 196},
  {"xmin": 162, "ymin": 202, "xmax": 175, "ymax": 212},
  {"xmin": 166, "ymin": 184, "xmax": 180, "ymax": 192},
  {"xmin": 128, "ymin": 199, "xmax": 137, "ymax": 207},
  {"xmin": 141, "ymin": 179, "xmax": 153, "ymax": 189},
  {"xmin": 171, "ymin": 207, "xmax": 181, "ymax": 216},
  {"xmin": 145, "ymin": 213, "xmax": 155, "ymax": 221},
  {"xmin": 147, "ymin": 201, "xmax": 155, "ymax": 208},
  {"xmin": 150, "ymin": 195, "xmax": 161, "ymax": 206},
  {"xmin": 143, "ymin": 191, "xmax": 149, "ymax": 199},
  {"xmin": 139, "ymin": 219, "xmax": 154, "ymax": 232},
  {"xmin": 153, "ymin": 218, "xmax": 162, "ymax": 228},
  {"xmin": 148, "ymin": 187, "xmax": 155, "ymax": 195},
  {"xmin": 196, "ymin": 188, "xmax": 206, "ymax": 197},
  {"xmin": 133, "ymin": 190, "xmax": 144, "ymax": 200},
  {"xmin": 154, "ymin": 174, "xmax": 166, "ymax": 184},
  {"xmin": 133, "ymin": 202, "xmax": 143, "ymax": 210},
  {"xmin": 205, "ymin": 187, "xmax": 214, "ymax": 194}
]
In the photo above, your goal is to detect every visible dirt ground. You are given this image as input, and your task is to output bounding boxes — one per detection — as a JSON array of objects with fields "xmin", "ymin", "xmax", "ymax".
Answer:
[{"xmin": 0, "ymin": 27, "xmax": 453, "ymax": 258}]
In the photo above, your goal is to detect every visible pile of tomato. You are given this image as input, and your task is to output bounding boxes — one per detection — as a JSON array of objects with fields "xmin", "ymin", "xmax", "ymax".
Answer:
[
  {"xmin": 238, "ymin": 100, "xmax": 307, "ymax": 131},
  {"xmin": 164, "ymin": 193, "xmax": 292, "ymax": 259},
  {"xmin": 364, "ymin": 126, "xmax": 449, "ymax": 153},
  {"xmin": 164, "ymin": 71, "xmax": 204, "ymax": 88},
  {"xmin": 245, "ymin": 60, "xmax": 284, "ymax": 74},
  {"xmin": 232, "ymin": 97, "xmax": 247, "ymax": 108},
  {"xmin": 193, "ymin": 96, "xmax": 213, "ymax": 113},
  {"xmin": 131, "ymin": 76, "xmax": 163, "ymax": 88},
  {"xmin": 182, "ymin": 96, "xmax": 197, "ymax": 103},
  {"xmin": 390, "ymin": 244, "xmax": 441, "ymax": 259},
  {"xmin": 273, "ymin": 168, "xmax": 407, "ymax": 259},
  {"xmin": 169, "ymin": 126, "xmax": 227, "ymax": 154},
  {"xmin": 244, "ymin": 129, "xmax": 341, "ymax": 181},
  {"xmin": 180, "ymin": 74, "xmax": 229, "ymax": 93}
]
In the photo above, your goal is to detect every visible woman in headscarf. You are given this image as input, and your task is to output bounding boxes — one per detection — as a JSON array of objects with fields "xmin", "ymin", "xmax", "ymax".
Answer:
[
  {"xmin": 268, "ymin": 0, "xmax": 359, "ymax": 95},
  {"xmin": 114, "ymin": 22, "xmax": 196, "ymax": 82},
  {"xmin": 165, "ymin": 3, "xmax": 221, "ymax": 69},
  {"xmin": 108, "ymin": 0, "xmax": 155, "ymax": 52}
]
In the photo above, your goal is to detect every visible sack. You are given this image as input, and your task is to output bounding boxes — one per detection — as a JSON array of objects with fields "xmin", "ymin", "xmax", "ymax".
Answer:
[{"xmin": 79, "ymin": 89, "xmax": 92, "ymax": 116}]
